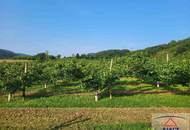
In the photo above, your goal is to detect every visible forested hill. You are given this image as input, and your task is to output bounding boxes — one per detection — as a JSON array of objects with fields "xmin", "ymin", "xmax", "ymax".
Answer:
[
  {"xmin": 87, "ymin": 49, "xmax": 130, "ymax": 58},
  {"xmin": 0, "ymin": 49, "xmax": 29, "ymax": 59},
  {"xmin": 86, "ymin": 37, "xmax": 190, "ymax": 60},
  {"xmin": 0, "ymin": 49, "xmax": 17, "ymax": 59},
  {"xmin": 134, "ymin": 37, "xmax": 190, "ymax": 61},
  {"xmin": 1, "ymin": 37, "xmax": 190, "ymax": 59}
]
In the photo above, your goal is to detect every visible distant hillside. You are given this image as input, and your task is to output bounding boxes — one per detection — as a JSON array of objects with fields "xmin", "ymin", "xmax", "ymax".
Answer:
[
  {"xmin": 87, "ymin": 49, "xmax": 130, "ymax": 58},
  {"xmin": 0, "ymin": 49, "xmax": 29, "ymax": 59},
  {"xmin": 79, "ymin": 38, "xmax": 190, "ymax": 59},
  {"xmin": 141, "ymin": 37, "xmax": 190, "ymax": 61},
  {"xmin": 0, "ymin": 49, "xmax": 17, "ymax": 59},
  {"xmin": 1, "ymin": 37, "xmax": 190, "ymax": 60}
]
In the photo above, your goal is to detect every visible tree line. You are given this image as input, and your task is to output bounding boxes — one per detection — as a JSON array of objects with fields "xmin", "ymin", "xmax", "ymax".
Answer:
[{"xmin": 0, "ymin": 54, "xmax": 190, "ymax": 102}]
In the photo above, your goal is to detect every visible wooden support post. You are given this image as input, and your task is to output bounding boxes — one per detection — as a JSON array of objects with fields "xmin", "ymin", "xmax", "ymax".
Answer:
[
  {"xmin": 24, "ymin": 63, "xmax": 27, "ymax": 73},
  {"xmin": 109, "ymin": 59, "xmax": 113, "ymax": 99},
  {"xmin": 44, "ymin": 83, "xmax": 47, "ymax": 88},
  {"xmin": 109, "ymin": 89, "xmax": 112, "ymax": 99},
  {"xmin": 23, "ymin": 63, "xmax": 27, "ymax": 99},
  {"xmin": 166, "ymin": 53, "xmax": 169, "ymax": 63},
  {"xmin": 157, "ymin": 81, "xmax": 160, "ymax": 88},
  {"xmin": 110, "ymin": 59, "xmax": 113, "ymax": 72},
  {"xmin": 8, "ymin": 93, "xmax": 11, "ymax": 102},
  {"xmin": 95, "ymin": 91, "xmax": 99, "ymax": 102}
]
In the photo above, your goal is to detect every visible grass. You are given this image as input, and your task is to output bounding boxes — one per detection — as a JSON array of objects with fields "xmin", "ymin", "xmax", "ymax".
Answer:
[
  {"xmin": 114, "ymin": 77, "xmax": 190, "ymax": 92},
  {"xmin": 1, "ymin": 77, "xmax": 190, "ymax": 108},
  {"xmin": 1, "ymin": 92, "xmax": 190, "ymax": 108},
  {"xmin": 112, "ymin": 84, "xmax": 190, "ymax": 92},
  {"xmin": 112, "ymin": 84, "xmax": 156, "ymax": 91},
  {"xmin": 1, "ymin": 77, "xmax": 190, "ymax": 129}
]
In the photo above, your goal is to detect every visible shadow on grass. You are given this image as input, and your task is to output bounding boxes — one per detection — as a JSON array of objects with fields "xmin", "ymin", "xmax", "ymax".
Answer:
[
  {"xmin": 123, "ymin": 85, "xmax": 155, "ymax": 91},
  {"xmin": 100, "ymin": 84, "xmax": 190, "ymax": 99},
  {"xmin": 60, "ymin": 82, "xmax": 80, "ymax": 87},
  {"xmin": 51, "ymin": 85, "xmax": 87, "ymax": 95},
  {"xmin": 114, "ymin": 80, "xmax": 142, "ymax": 86},
  {"xmin": 25, "ymin": 83, "xmax": 89, "ymax": 99},
  {"xmin": 51, "ymin": 115, "xmax": 91, "ymax": 130},
  {"xmin": 25, "ymin": 89, "xmax": 54, "ymax": 99},
  {"xmin": 112, "ymin": 89, "xmax": 190, "ymax": 97}
]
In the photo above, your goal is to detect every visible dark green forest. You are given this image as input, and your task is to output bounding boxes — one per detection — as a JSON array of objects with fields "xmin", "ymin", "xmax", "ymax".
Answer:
[{"xmin": 1, "ymin": 37, "xmax": 190, "ymax": 60}]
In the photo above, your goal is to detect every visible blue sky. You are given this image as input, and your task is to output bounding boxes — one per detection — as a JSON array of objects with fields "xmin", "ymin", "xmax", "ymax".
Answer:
[{"xmin": 0, "ymin": 0, "xmax": 190, "ymax": 56}]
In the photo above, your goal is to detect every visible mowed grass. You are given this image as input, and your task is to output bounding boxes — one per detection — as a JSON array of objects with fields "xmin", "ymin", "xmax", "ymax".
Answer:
[
  {"xmin": 1, "ymin": 92, "xmax": 190, "ymax": 108},
  {"xmin": 1, "ymin": 77, "xmax": 190, "ymax": 129},
  {"xmin": 113, "ymin": 77, "xmax": 190, "ymax": 91}
]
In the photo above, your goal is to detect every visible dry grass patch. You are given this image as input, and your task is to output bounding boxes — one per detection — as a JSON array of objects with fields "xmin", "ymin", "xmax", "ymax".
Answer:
[{"xmin": 1, "ymin": 108, "xmax": 190, "ymax": 129}]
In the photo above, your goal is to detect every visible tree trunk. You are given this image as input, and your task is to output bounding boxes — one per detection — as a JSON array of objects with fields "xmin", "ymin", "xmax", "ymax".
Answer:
[
  {"xmin": 109, "ymin": 89, "xmax": 112, "ymax": 99},
  {"xmin": 44, "ymin": 83, "xmax": 47, "ymax": 88},
  {"xmin": 8, "ymin": 93, "xmax": 11, "ymax": 102},
  {"xmin": 95, "ymin": 91, "xmax": 99, "ymax": 102},
  {"xmin": 109, "ymin": 59, "xmax": 113, "ymax": 72},
  {"xmin": 166, "ymin": 53, "xmax": 169, "ymax": 63}
]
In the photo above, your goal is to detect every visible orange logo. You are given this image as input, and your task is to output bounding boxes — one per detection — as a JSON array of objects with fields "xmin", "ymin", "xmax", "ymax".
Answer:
[{"xmin": 164, "ymin": 118, "xmax": 178, "ymax": 128}]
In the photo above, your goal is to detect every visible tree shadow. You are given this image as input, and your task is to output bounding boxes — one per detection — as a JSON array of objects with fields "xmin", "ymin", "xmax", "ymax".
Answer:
[
  {"xmin": 25, "ymin": 82, "xmax": 89, "ymax": 99},
  {"xmin": 50, "ymin": 115, "xmax": 91, "ymax": 130},
  {"xmin": 111, "ymin": 88, "xmax": 190, "ymax": 97},
  {"xmin": 25, "ymin": 89, "xmax": 54, "ymax": 99},
  {"xmin": 61, "ymin": 82, "xmax": 80, "ymax": 87},
  {"xmin": 114, "ymin": 80, "xmax": 142, "ymax": 86},
  {"xmin": 112, "ymin": 90, "xmax": 173, "ymax": 96},
  {"xmin": 49, "ymin": 81, "xmax": 90, "ymax": 95},
  {"xmin": 50, "ymin": 85, "xmax": 87, "ymax": 95},
  {"xmin": 101, "ymin": 83, "xmax": 190, "ymax": 99}
]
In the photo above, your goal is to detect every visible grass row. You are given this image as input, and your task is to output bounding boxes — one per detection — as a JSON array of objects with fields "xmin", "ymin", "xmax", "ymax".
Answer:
[
  {"xmin": 1, "ymin": 93, "xmax": 190, "ymax": 108},
  {"xmin": 1, "ymin": 77, "xmax": 190, "ymax": 108}
]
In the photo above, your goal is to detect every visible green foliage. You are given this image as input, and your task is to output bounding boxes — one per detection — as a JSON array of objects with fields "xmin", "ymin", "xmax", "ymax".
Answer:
[
  {"xmin": 175, "ymin": 38, "xmax": 190, "ymax": 55},
  {"xmin": 90, "ymin": 49, "xmax": 130, "ymax": 58},
  {"xmin": 1, "ymin": 64, "xmax": 22, "ymax": 94},
  {"xmin": 81, "ymin": 61, "xmax": 118, "ymax": 91},
  {"xmin": 33, "ymin": 53, "xmax": 49, "ymax": 61},
  {"xmin": 63, "ymin": 60, "xmax": 85, "ymax": 81},
  {"xmin": 33, "ymin": 52, "xmax": 57, "ymax": 61},
  {"xmin": 156, "ymin": 60, "xmax": 190, "ymax": 85},
  {"xmin": 127, "ymin": 53, "xmax": 149, "ymax": 78},
  {"xmin": 0, "ymin": 52, "xmax": 190, "ymax": 99},
  {"xmin": 41, "ymin": 62, "xmax": 58, "ymax": 84}
]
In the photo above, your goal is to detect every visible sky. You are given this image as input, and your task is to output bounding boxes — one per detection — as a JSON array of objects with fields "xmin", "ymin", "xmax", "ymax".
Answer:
[{"xmin": 0, "ymin": 0, "xmax": 190, "ymax": 56}]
